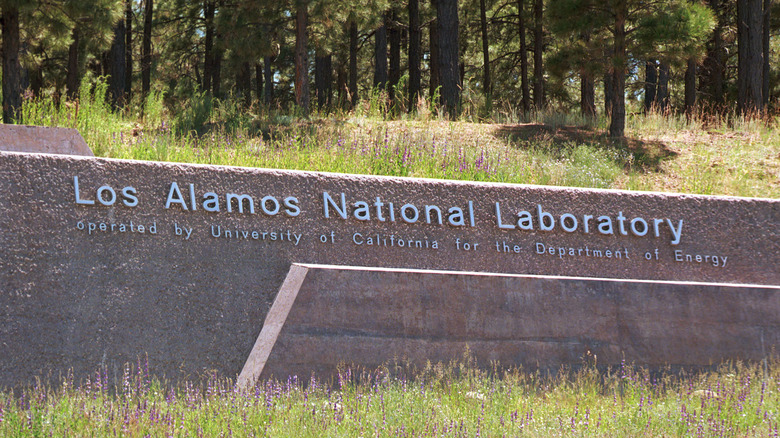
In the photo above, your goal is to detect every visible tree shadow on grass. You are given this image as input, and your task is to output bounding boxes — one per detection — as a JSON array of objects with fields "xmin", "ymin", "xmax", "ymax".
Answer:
[
  {"xmin": 252, "ymin": 115, "xmax": 352, "ymax": 144},
  {"xmin": 491, "ymin": 123, "xmax": 678, "ymax": 172}
]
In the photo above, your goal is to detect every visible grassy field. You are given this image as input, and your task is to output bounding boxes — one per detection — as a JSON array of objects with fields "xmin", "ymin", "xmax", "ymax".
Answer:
[
  {"xmin": 1, "ymin": 358, "xmax": 778, "ymax": 437},
  {"xmin": 18, "ymin": 83, "xmax": 780, "ymax": 199},
  {"xmin": 5, "ymin": 87, "xmax": 780, "ymax": 437}
]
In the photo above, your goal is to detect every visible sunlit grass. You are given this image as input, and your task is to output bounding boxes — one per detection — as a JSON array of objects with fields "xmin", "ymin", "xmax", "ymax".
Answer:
[
  {"xmin": 14, "ymin": 85, "xmax": 780, "ymax": 198},
  {"xmin": 1, "ymin": 358, "xmax": 779, "ymax": 437}
]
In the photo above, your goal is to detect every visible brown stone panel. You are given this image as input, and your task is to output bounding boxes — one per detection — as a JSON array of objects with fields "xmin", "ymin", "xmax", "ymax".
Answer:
[
  {"xmin": 0, "ymin": 125, "xmax": 93, "ymax": 156},
  {"xmin": 253, "ymin": 265, "xmax": 780, "ymax": 383},
  {"xmin": 1, "ymin": 151, "xmax": 779, "ymax": 386}
]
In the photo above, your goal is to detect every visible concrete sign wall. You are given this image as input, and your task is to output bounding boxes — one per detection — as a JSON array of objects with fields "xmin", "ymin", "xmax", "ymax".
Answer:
[
  {"xmin": 1, "ymin": 151, "xmax": 778, "ymax": 386},
  {"xmin": 237, "ymin": 264, "xmax": 780, "ymax": 387}
]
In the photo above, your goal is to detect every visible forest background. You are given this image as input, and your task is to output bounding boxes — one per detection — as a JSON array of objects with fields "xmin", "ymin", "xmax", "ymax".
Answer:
[
  {"xmin": 0, "ymin": 0, "xmax": 778, "ymax": 198},
  {"xmin": 0, "ymin": 0, "xmax": 773, "ymax": 131}
]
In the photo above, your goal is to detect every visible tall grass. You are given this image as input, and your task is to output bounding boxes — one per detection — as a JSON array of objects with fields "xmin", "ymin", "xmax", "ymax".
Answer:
[
  {"xmin": 625, "ymin": 109, "xmax": 780, "ymax": 198},
  {"xmin": 1, "ymin": 358, "xmax": 778, "ymax": 436},
  {"xmin": 96, "ymin": 122, "xmax": 628, "ymax": 190},
  {"xmin": 14, "ymin": 85, "xmax": 780, "ymax": 198},
  {"xmin": 20, "ymin": 80, "xmax": 128, "ymax": 156}
]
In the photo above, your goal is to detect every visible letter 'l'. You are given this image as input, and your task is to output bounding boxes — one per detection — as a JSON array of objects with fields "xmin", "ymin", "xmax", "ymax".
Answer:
[
  {"xmin": 495, "ymin": 202, "xmax": 516, "ymax": 229},
  {"xmin": 73, "ymin": 176, "xmax": 95, "ymax": 205}
]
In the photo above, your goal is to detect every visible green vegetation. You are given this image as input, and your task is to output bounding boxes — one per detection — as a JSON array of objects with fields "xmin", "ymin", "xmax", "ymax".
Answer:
[
  {"xmin": 3, "ymin": 1, "xmax": 779, "ymax": 435},
  {"xmin": 1, "ymin": 357, "xmax": 779, "ymax": 436},
  {"xmin": 19, "ymin": 86, "xmax": 780, "ymax": 198}
]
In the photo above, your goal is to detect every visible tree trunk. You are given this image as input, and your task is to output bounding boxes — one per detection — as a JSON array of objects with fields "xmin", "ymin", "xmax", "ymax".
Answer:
[
  {"xmin": 245, "ymin": 62, "xmax": 253, "ymax": 108},
  {"xmin": 762, "ymin": 0, "xmax": 771, "ymax": 107},
  {"xmin": 324, "ymin": 54, "xmax": 332, "ymax": 108},
  {"xmin": 518, "ymin": 0, "xmax": 529, "ymax": 112},
  {"xmin": 348, "ymin": 18, "xmax": 358, "ymax": 107},
  {"xmin": 337, "ymin": 61, "xmax": 347, "ymax": 108},
  {"xmin": 737, "ymin": 0, "xmax": 763, "ymax": 114},
  {"xmin": 255, "ymin": 63, "xmax": 263, "ymax": 106},
  {"xmin": 99, "ymin": 51, "xmax": 109, "ymax": 79},
  {"xmin": 18, "ymin": 43, "xmax": 28, "ymax": 94},
  {"xmin": 644, "ymin": 60, "xmax": 657, "ymax": 112},
  {"xmin": 212, "ymin": 49, "xmax": 222, "ymax": 97},
  {"xmin": 657, "ymin": 62, "xmax": 669, "ymax": 112},
  {"xmin": 389, "ymin": 10, "xmax": 401, "ymax": 103},
  {"xmin": 2, "ymin": 5, "xmax": 21, "ymax": 123},
  {"xmin": 479, "ymin": 0, "xmax": 491, "ymax": 110},
  {"xmin": 238, "ymin": 62, "xmax": 251, "ymax": 108},
  {"xmin": 580, "ymin": 73, "xmax": 595, "ymax": 117},
  {"xmin": 125, "ymin": 0, "xmax": 133, "ymax": 99},
  {"xmin": 532, "ymin": 0, "xmax": 544, "ymax": 109},
  {"xmin": 429, "ymin": 0, "xmax": 440, "ymax": 102},
  {"xmin": 685, "ymin": 58, "xmax": 697, "ymax": 118},
  {"xmin": 609, "ymin": 7, "xmax": 626, "ymax": 138},
  {"xmin": 235, "ymin": 66, "xmax": 243, "ymax": 105},
  {"xmin": 703, "ymin": 0, "xmax": 724, "ymax": 105},
  {"xmin": 408, "ymin": 0, "xmax": 421, "ymax": 110},
  {"xmin": 437, "ymin": 0, "xmax": 459, "ymax": 117},
  {"xmin": 459, "ymin": 6, "xmax": 467, "ymax": 89},
  {"xmin": 315, "ymin": 51, "xmax": 329, "ymax": 110},
  {"xmin": 142, "ymin": 0, "xmax": 153, "ymax": 101},
  {"xmin": 203, "ymin": 0, "xmax": 215, "ymax": 93},
  {"xmin": 374, "ymin": 18, "xmax": 388, "ymax": 90},
  {"xmin": 604, "ymin": 72, "xmax": 613, "ymax": 115},
  {"xmin": 295, "ymin": 1, "xmax": 310, "ymax": 113},
  {"xmin": 100, "ymin": 51, "xmax": 110, "ymax": 78},
  {"xmin": 578, "ymin": 31, "xmax": 594, "ymax": 117},
  {"xmin": 109, "ymin": 19, "xmax": 127, "ymax": 108},
  {"xmin": 66, "ymin": 29, "xmax": 80, "ymax": 100},
  {"xmin": 29, "ymin": 66, "xmax": 42, "ymax": 98},
  {"xmin": 264, "ymin": 56, "xmax": 274, "ymax": 104},
  {"xmin": 580, "ymin": 72, "xmax": 595, "ymax": 117}
]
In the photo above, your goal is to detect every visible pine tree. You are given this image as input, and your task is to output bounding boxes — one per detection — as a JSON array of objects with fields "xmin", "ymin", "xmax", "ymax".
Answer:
[
  {"xmin": 429, "ymin": 0, "xmax": 440, "ymax": 102},
  {"xmin": 408, "ymin": 0, "xmax": 421, "ymax": 110},
  {"xmin": 738, "ymin": 0, "xmax": 763, "ymax": 114},
  {"xmin": 107, "ymin": 17, "xmax": 126, "ymax": 107},
  {"xmin": 58, "ymin": 0, "xmax": 123, "ymax": 101},
  {"xmin": 124, "ymin": 0, "xmax": 132, "ymax": 99},
  {"xmin": 762, "ymin": 0, "xmax": 771, "ymax": 107},
  {"xmin": 295, "ymin": 0, "xmax": 309, "ymax": 112},
  {"xmin": 315, "ymin": 52, "xmax": 332, "ymax": 109},
  {"xmin": 685, "ymin": 57, "xmax": 696, "ymax": 117},
  {"xmin": 532, "ymin": 0, "xmax": 544, "ymax": 109},
  {"xmin": 644, "ymin": 60, "xmax": 657, "ymax": 112},
  {"xmin": 263, "ymin": 56, "xmax": 274, "ymax": 104},
  {"xmin": 388, "ymin": 9, "xmax": 401, "ymax": 103},
  {"xmin": 517, "ymin": 0, "xmax": 530, "ymax": 112},
  {"xmin": 437, "ymin": 0, "xmax": 459, "ymax": 117},
  {"xmin": 479, "ymin": 0, "xmax": 492, "ymax": 111},
  {"xmin": 549, "ymin": 0, "xmax": 713, "ymax": 138},
  {"xmin": 579, "ymin": 31, "xmax": 595, "ymax": 117},
  {"xmin": 203, "ymin": 0, "xmax": 216, "ymax": 93},
  {"xmin": 546, "ymin": 12, "xmax": 606, "ymax": 117},
  {"xmin": 2, "ymin": 1, "xmax": 25, "ymax": 122},
  {"xmin": 309, "ymin": 0, "xmax": 389, "ymax": 109},
  {"xmin": 374, "ymin": 14, "xmax": 388, "ymax": 90},
  {"xmin": 347, "ymin": 15, "xmax": 357, "ymax": 107},
  {"xmin": 701, "ymin": 0, "xmax": 728, "ymax": 105}
]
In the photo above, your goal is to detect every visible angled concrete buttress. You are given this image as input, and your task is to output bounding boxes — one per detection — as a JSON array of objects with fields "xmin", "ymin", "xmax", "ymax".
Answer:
[{"xmin": 237, "ymin": 263, "xmax": 780, "ymax": 390}]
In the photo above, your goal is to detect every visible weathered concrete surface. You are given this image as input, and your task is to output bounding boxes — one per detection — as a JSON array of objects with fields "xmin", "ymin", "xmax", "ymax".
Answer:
[
  {"xmin": 237, "ymin": 265, "xmax": 309, "ymax": 389},
  {"xmin": 248, "ymin": 264, "xmax": 780, "ymax": 383},
  {"xmin": 0, "ymin": 124, "xmax": 92, "ymax": 156},
  {"xmin": 0, "ymin": 151, "xmax": 778, "ymax": 386}
]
